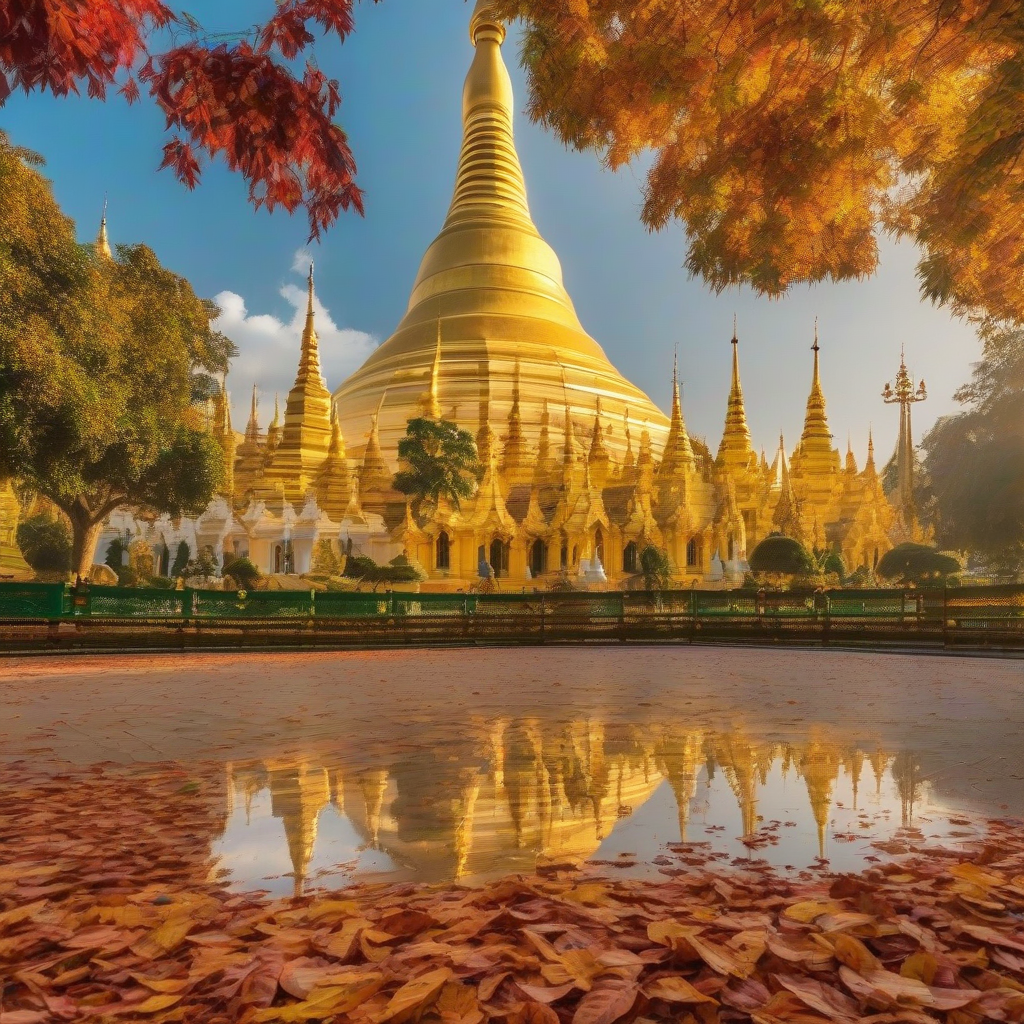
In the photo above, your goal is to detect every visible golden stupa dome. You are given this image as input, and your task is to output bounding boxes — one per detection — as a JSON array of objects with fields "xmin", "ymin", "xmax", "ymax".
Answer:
[{"xmin": 333, "ymin": 1, "xmax": 670, "ymax": 463}]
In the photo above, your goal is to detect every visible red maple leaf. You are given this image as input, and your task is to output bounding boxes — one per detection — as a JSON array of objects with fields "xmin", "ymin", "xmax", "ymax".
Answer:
[{"xmin": 0, "ymin": 0, "xmax": 376, "ymax": 239}]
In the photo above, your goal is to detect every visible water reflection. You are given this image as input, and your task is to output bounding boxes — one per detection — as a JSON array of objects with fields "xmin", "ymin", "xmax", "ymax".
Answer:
[{"xmin": 214, "ymin": 723, "xmax": 973, "ymax": 897}]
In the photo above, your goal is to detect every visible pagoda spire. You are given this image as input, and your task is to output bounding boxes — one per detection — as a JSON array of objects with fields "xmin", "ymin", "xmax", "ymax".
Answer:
[
  {"xmin": 95, "ymin": 198, "xmax": 112, "ymax": 259},
  {"xmin": 659, "ymin": 351, "xmax": 695, "ymax": 476},
  {"xmin": 588, "ymin": 396, "xmax": 611, "ymax": 488},
  {"xmin": 796, "ymin": 318, "xmax": 834, "ymax": 466},
  {"xmin": 447, "ymin": 1, "xmax": 531, "ymax": 228},
  {"xmin": 717, "ymin": 318, "xmax": 753, "ymax": 469},
  {"xmin": 298, "ymin": 263, "xmax": 325, "ymax": 384},
  {"xmin": 245, "ymin": 385, "xmax": 260, "ymax": 443}
]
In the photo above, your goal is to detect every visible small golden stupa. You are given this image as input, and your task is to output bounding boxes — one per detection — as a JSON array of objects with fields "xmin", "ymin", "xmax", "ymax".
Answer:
[{"xmin": 333, "ymin": 1, "xmax": 670, "ymax": 463}]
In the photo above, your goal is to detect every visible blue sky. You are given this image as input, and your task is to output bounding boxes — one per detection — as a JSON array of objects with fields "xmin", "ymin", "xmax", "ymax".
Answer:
[{"xmin": 1, "ymin": 0, "xmax": 977, "ymax": 462}]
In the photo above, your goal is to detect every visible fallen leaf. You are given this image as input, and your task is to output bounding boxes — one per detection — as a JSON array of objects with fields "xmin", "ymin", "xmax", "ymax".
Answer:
[{"xmin": 643, "ymin": 975, "xmax": 716, "ymax": 1004}]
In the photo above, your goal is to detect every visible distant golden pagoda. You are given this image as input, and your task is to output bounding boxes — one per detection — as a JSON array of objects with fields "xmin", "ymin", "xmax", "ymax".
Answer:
[{"xmin": 332, "ymin": 0, "xmax": 670, "ymax": 464}]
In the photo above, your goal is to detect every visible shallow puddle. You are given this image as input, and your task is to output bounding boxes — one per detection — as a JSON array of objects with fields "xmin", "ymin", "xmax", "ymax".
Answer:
[{"xmin": 211, "ymin": 720, "xmax": 986, "ymax": 896}]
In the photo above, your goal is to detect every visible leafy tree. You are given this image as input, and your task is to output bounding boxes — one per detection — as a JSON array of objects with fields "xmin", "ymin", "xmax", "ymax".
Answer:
[
  {"xmin": 104, "ymin": 537, "xmax": 127, "ymax": 571},
  {"xmin": 749, "ymin": 534, "xmax": 815, "ymax": 577},
  {"xmin": 394, "ymin": 418, "xmax": 480, "ymax": 511},
  {"xmin": 222, "ymin": 556, "xmax": 261, "ymax": 591},
  {"xmin": 921, "ymin": 320, "xmax": 1024, "ymax": 573},
  {"xmin": 816, "ymin": 549, "xmax": 847, "ymax": 583},
  {"xmin": 344, "ymin": 554, "xmax": 426, "ymax": 591},
  {"xmin": 877, "ymin": 543, "xmax": 961, "ymax": 586},
  {"xmin": 183, "ymin": 552, "xmax": 219, "ymax": 581},
  {"xmin": 495, "ymin": 0, "xmax": 1024, "ymax": 324},
  {"xmin": 0, "ymin": 1, "xmax": 370, "ymax": 239},
  {"xmin": 638, "ymin": 545, "xmax": 673, "ymax": 591},
  {"xmin": 170, "ymin": 540, "xmax": 191, "ymax": 578},
  {"xmin": 0, "ymin": 133, "xmax": 232, "ymax": 578},
  {"xmin": 15, "ymin": 513, "xmax": 72, "ymax": 574}
]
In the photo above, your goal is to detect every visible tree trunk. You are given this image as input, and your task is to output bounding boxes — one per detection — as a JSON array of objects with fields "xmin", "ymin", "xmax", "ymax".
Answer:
[{"xmin": 69, "ymin": 507, "xmax": 104, "ymax": 580}]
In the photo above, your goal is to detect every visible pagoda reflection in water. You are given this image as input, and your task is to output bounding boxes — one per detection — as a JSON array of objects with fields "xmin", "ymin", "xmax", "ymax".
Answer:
[{"xmin": 217, "ymin": 722, "xmax": 950, "ymax": 897}]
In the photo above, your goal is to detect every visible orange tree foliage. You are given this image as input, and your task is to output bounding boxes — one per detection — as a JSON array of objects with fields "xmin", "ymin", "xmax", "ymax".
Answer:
[
  {"xmin": 0, "ymin": 0, "xmax": 377, "ymax": 240},
  {"xmin": 493, "ymin": 0, "xmax": 1024, "ymax": 325}
]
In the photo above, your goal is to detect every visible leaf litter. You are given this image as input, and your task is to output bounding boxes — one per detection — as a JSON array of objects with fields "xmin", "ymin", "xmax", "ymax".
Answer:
[{"xmin": 0, "ymin": 760, "xmax": 1022, "ymax": 1023}]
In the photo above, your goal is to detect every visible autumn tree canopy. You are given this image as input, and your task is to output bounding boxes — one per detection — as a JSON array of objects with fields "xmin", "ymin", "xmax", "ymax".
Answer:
[
  {"xmin": 0, "ymin": 0, "xmax": 375, "ymax": 240},
  {"xmin": 495, "ymin": 0, "xmax": 1024, "ymax": 325}
]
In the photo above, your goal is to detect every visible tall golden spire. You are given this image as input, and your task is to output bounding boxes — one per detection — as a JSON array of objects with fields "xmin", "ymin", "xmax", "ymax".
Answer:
[
  {"xmin": 95, "ymin": 198, "xmax": 112, "ymax": 259},
  {"xmin": 717, "ymin": 318, "xmax": 753, "ymax": 469},
  {"xmin": 263, "ymin": 264, "xmax": 334, "ymax": 502},
  {"xmin": 588, "ymin": 397, "xmax": 611, "ymax": 488},
  {"xmin": 245, "ymin": 385, "xmax": 260, "ymax": 443},
  {"xmin": 797, "ymin": 319, "xmax": 834, "ymax": 466},
  {"xmin": 659, "ymin": 351, "xmax": 695, "ymax": 475},
  {"xmin": 360, "ymin": 394, "xmax": 393, "ymax": 503}
]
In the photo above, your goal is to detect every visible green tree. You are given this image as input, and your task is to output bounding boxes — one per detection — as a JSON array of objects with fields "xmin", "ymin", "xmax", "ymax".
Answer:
[
  {"xmin": 171, "ymin": 540, "xmax": 191, "ymax": 578},
  {"xmin": 495, "ymin": 0, "xmax": 1024, "ymax": 325},
  {"xmin": 749, "ymin": 535, "xmax": 815, "ymax": 577},
  {"xmin": 921, "ymin": 321, "xmax": 1024, "ymax": 573},
  {"xmin": 222, "ymin": 556, "xmax": 261, "ymax": 591},
  {"xmin": 393, "ymin": 418, "xmax": 480, "ymax": 511},
  {"xmin": 344, "ymin": 554, "xmax": 426, "ymax": 592},
  {"xmin": 0, "ymin": 132, "xmax": 234, "ymax": 577},
  {"xmin": 877, "ymin": 543, "xmax": 961, "ymax": 586},
  {"xmin": 15, "ymin": 513, "xmax": 72, "ymax": 574},
  {"xmin": 638, "ymin": 545, "xmax": 673, "ymax": 591}
]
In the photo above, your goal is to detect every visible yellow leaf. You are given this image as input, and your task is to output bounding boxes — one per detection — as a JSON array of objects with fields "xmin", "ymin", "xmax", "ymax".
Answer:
[
  {"xmin": 783, "ymin": 901, "xmax": 841, "ymax": 923},
  {"xmin": 256, "ymin": 978, "xmax": 384, "ymax": 1023},
  {"xmin": 376, "ymin": 967, "xmax": 452, "ymax": 1024},
  {"xmin": 643, "ymin": 976, "xmax": 716, "ymax": 1004},
  {"xmin": 132, "ymin": 994, "xmax": 183, "ymax": 1014},
  {"xmin": 129, "ymin": 974, "xmax": 190, "ymax": 994},
  {"xmin": 901, "ymin": 951, "xmax": 938, "ymax": 984}
]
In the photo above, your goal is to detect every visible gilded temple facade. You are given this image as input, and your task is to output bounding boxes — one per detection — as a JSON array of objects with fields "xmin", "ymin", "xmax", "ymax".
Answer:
[{"xmin": 95, "ymin": 1, "xmax": 897, "ymax": 588}]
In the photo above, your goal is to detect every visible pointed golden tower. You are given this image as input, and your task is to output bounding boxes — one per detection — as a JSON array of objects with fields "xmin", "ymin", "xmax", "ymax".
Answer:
[
  {"xmin": 316, "ymin": 406, "xmax": 354, "ymax": 519},
  {"xmin": 95, "ymin": 199, "xmax": 112, "ymax": 260},
  {"xmin": 717, "ymin": 320, "xmax": 753, "ymax": 470},
  {"xmin": 235, "ymin": 386, "xmax": 266, "ymax": 499},
  {"xmin": 500, "ymin": 358, "xmax": 532, "ymax": 487},
  {"xmin": 262, "ymin": 265, "xmax": 334, "ymax": 503},
  {"xmin": 332, "ymin": 0, "xmax": 669, "ymax": 463},
  {"xmin": 264, "ymin": 395, "xmax": 282, "ymax": 466},
  {"xmin": 359, "ymin": 395, "xmax": 394, "ymax": 507},
  {"xmin": 212, "ymin": 379, "xmax": 236, "ymax": 498},
  {"xmin": 792, "ymin": 321, "xmax": 838, "ymax": 478},
  {"xmin": 658, "ymin": 352, "xmax": 695, "ymax": 476},
  {"xmin": 587, "ymin": 397, "xmax": 612, "ymax": 489}
]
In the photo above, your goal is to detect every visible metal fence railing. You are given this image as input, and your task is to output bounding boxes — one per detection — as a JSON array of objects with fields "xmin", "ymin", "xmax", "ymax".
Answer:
[{"xmin": 1, "ymin": 581, "xmax": 1023, "ymax": 650}]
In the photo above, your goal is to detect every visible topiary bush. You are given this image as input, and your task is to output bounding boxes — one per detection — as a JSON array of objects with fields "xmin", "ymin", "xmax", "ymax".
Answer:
[
  {"xmin": 16, "ymin": 513, "xmax": 72, "ymax": 574},
  {"xmin": 748, "ymin": 534, "xmax": 815, "ymax": 576}
]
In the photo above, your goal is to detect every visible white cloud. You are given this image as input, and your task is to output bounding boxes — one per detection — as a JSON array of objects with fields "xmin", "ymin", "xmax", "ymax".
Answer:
[{"xmin": 213, "ymin": 255, "xmax": 377, "ymax": 430}]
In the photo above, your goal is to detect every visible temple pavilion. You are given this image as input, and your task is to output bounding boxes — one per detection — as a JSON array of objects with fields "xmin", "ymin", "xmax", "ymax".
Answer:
[{"xmin": 94, "ymin": 1, "xmax": 897, "ymax": 588}]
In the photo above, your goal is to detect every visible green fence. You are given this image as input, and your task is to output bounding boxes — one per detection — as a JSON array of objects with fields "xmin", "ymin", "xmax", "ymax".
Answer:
[{"xmin": 2, "ymin": 581, "xmax": 1022, "ymax": 635}]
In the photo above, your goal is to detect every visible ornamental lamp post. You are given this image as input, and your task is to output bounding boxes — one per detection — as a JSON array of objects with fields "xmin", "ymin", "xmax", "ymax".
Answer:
[{"xmin": 882, "ymin": 351, "xmax": 927, "ymax": 522}]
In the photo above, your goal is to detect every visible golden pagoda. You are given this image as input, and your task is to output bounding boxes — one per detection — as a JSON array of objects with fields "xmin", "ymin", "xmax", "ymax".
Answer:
[
  {"xmin": 260, "ymin": 266, "xmax": 334, "ymax": 506},
  {"xmin": 332, "ymin": 1, "xmax": 670, "ymax": 465}
]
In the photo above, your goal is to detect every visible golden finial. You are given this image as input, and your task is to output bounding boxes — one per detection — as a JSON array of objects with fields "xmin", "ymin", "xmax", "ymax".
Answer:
[
  {"xmin": 470, "ymin": 0, "xmax": 505, "ymax": 45},
  {"xmin": 95, "ymin": 196, "xmax": 112, "ymax": 259}
]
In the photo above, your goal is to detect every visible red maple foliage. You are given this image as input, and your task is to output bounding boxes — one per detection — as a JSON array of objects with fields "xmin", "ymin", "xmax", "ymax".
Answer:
[{"xmin": 0, "ymin": 0, "xmax": 374, "ymax": 239}]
